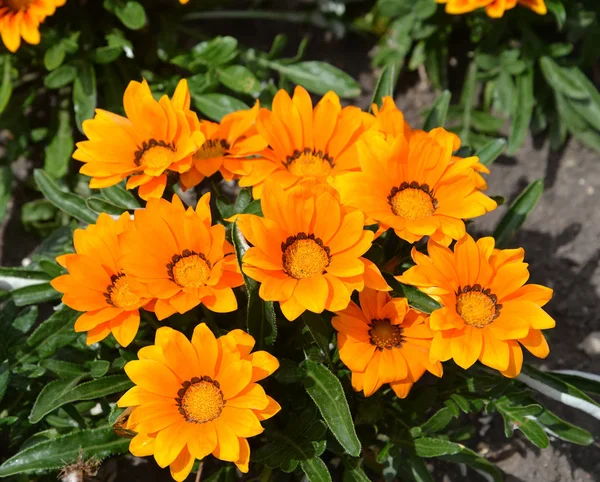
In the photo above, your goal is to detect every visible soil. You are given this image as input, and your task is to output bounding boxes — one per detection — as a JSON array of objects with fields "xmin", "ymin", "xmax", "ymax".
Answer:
[{"xmin": 1, "ymin": 11, "xmax": 599, "ymax": 482}]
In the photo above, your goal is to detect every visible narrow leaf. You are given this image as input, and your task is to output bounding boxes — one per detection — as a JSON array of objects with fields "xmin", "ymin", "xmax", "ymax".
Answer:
[
  {"xmin": 475, "ymin": 138, "xmax": 506, "ymax": 166},
  {"xmin": 100, "ymin": 184, "xmax": 140, "ymax": 210},
  {"xmin": 302, "ymin": 312, "xmax": 333, "ymax": 363},
  {"xmin": 301, "ymin": 457, "xmax": 332, "ymax": 482},
  {"xmin": 11, "ymin": 283, "xmax": 60, "ymax": 307},
  {"xmin": 370, "ymin": 62, "xmax": 400, "ymax": 111},
  {"xmin": 192, "ymin": 93, "xmax": 249, "ymax": 122},
  {"xmin": 423, "ymin": 90, "xmax": 451, "ymax": 131},
  {"xmin": 0, "ymin": 55, "xmax": 12, "ymax": 115},
  {"xmin": 414, "ymin": 438, "xmax": 462, "ymax": 458},
  {"xmin": 507, "ymin": 67, "xmax": 534, "ymax": 155}
]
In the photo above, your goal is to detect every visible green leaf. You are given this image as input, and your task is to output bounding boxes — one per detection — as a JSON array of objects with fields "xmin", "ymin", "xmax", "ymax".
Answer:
[
  {"xmin": 12, "ymin": 306, "xmax": 38, "ymax": 333},
  {"xmin": 34, "ymin": 169, "xmax": 98, "ymax": 224},
  {"xmin": 44, "ymin": 43, "xmax": 66, "ymax": 71},
  {"xmin": 0, "ymin": 55, "xmax": 12, "ymax": 115},
  {"xmin": 493, "ymin": 179, "xmax": 543, "ymax": 248},
  {"xmin": 231, "ymin": 222, "xmax": 276, "ymax": 348},
  {"xmin": 192, "ymin": 93, "xmax": 249, "ymax": 122},
  {"xmin": 495, "ymin": 399, "xmax": 549, "ymax": 448},
  {"xmin": 536, "ymin": 409, "xmax": 593, "ymax": 445},
  {"xmin": 218, "ymin": 65, "xmax": 261, "ymax": 95},
  {"xmin": 550, "ymin": 370, "xmax": 600, "ymax": 396},
  {"xmin": 27, "ymin": 305, "xmax": 79, "ymax": 352},
  {"xmin": 507, "ymin": 67, "xmax": 534, "ymax": 156},
  {"xmin": 100, "ymin": 184, "xmax": 140, "ymax": 210},
  {"xmin": 441, "ymin": 445, "xmax": 503, "ymax": 482},
  {"xmin": 0, "ymin": 427, "xmax": 129, "ymax": 476},
  {"xmin": 301, "ymin": 457, "xmax": 332, "ymax": 482},
  {"xmin": 342, "ymin": 460, "xmax": 371, "ymax": 482},
  {"xmin": 40, "ymin": 359, "xmax": 88, "ymax": 378},
  {"xmin": 91, "ymin": 46, "xmax": 122, "ymax": 64},
  {"xmin": 475, "ymin": 138, "xmax": 506, "ymax": 166},
  {"xmin": 423, "ymin": 90, "xmax": 451, "ymax": 131},
  {"xmin": 0, "ymin": 360, "xmax": 9, "ymax": 403},
  {"xmin": 271, "ymin": 61, "xmax": 361, "ymax": 98},
  {"xmin": 303, "ymin": 360, "xmax": 361, "ymax": 457},
  {"xmin": 460, "ymin": 63, "xmax": 478, "ymax": 144},
  {"xmin": 371, "ymin": 62, "xmax": 400, "ymax": 111},
  {"xmin": 43, "ymin": 65, "xmax": 77, "ymax": 89},
  {"xmin": 0, "ymin": 267, "xmax": 50, "ymax": 292},
  {"xmin": 419, "ymin": 406, "xmax": 456, "ymax": 434},
  {"xmin": 186, "ymin": 36, "xmax": 238, "ymax": 68},
  {"xmin": 44, "ymin": 107, "xmax": 74, "ymax": 179},
  {"xmin": 73, "ymin": 62, "xmax": 97, "ymax": 133},
  {"xmin": 30, "ymin": 375, "xmax": 132, "ymax": 423},
  {"xmin": 11, "ymin": 283, "xmax": 60, "ymax": 307},
  {"xmin": 414, "ymin": 438, "xmax": 462, "ymax": 458},
  {"xmin": 115, "ymin": 1, "xmax": 147, "ymax": 30},
  {"xmin": 87, "ymin": 197, "xmax": 127, "ymax": 216},
  {"xmin": 383, "ymin": 273, "xmax": 442, "ymax": 313},
  {"xmin": 546, "ymin": 0, "xmax": 566, "ymax": 29},
  {"xmin": 253, "ymin": 406, "xmax": 327, "ymax": 472},
  {"xmin": 302, "ymin": 312, "xmax": 333, "ymax": 363},
  {"xmin": 90, "ymin": 360, "xmax": 111, "ymax": 378},
  {"xmin": 539, "ymin": 57, "xmax": 588, "ymax": 101},
  {"xmin": 0, "ymin": 165, "xmax": 11, "ymax": 223}
]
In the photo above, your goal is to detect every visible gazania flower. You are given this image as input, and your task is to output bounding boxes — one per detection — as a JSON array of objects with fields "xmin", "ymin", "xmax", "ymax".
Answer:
[
  {"xmin": 73, "ymin": 79, "xmax": 205, "ymax": 200},
  {"xmin": 50, "ymin": 213, "xmax": 151, "ymax": 347},
  {"xmin": 229, "ymin": 86, "xmax": 366, "ymax": 198},
  {"xmin": 179, "ymin": 102, "xmax": 267, "ymax": 190},
  {"xmin": 397, "ymin": 235, "xmax": 555, "ymax": 377},
  {"xmin": 236, "ymin": 182, "xmax": 389, "ymax": 321},
  {"xmin": 119, "ymin": 193, "xmax": 243, "ymax": 319},
  {"xmin": 437, "ymin": 0, "xmax": 547, "ymax": 18},
  {"xmin": 332, "ymin": 288, "xmax": 442, "ymax": 398},
  {"xmin": 118, "ymin": 324, "xmax": 280, "ymax": 481},
  {"xmin": 331, "ymin": 129, "xmax": 497, "ymax": 245},
  {"xmin": 0, "ymin": 0, "xmax": 64, "ymax": 52}
]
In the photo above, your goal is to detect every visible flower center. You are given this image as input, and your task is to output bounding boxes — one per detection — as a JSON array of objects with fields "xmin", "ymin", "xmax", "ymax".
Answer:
[
  {"xmin": 176, "ymin": 376, "xmax": 224, "ymax": 424},
  {"xmin": 369, "ymin": 318, "xmax": 404, "ymax": 351},
  {"xmin": 168, "ymin": 250, "xmax": 212, "ymax": 288},
  {"xmin": 4, "ymin": 0, "xmax": 35, "ymax": 11},
  {"xmin": 388, "ymin": 182, "xmax": 438, "ymax": 220},
  {"xmin": 134, "ymin": 139, "xmax": 176, "ymax": 170},
  {"xmin": 105, "ymin": 273, "xmax": 141, "ymax": 310},
  {"xmin": 283, "ymin": 148, "xmax": 334, "ymax": 177},
  {"xmin": 194, "ymin": 139, "xmax": 230, "ymax": 160},
  {"xmin": 456, "ymin": 284, "xmax": 502, "ymax": 328},
  {"xmin": 281, "ymin": 233, "xmax": 331, "ymax": 280}
]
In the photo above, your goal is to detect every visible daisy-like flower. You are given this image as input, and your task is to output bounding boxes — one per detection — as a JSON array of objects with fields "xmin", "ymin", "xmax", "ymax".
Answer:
[
  {"xmin": 0, "ymin": 0, "xmax": 64, "ymax": 52},
  {"xmin": 119, "ymin": 193, "xmax": 243, "ymax": 319},
  {"xmin": 332, "ymin": 288, "xmax": 442, "ymax": 398},
  {"xmin": 397, "ymin": 234, "xmax": 555, "ymax": 377},
  {"xmin": 50, "ymin": 213, "xmax": 151, "ymax": 347},
  {"xmin": 118, "ymin": 324, "xmax": 280, "ymax": 481},
  {"xmin": 229, "ymin": 86, "xmax": 367, "ymax": 198},
  {"xmin": 331, "ymin": 129, "xmax": 497, "ymax": 245},
  {"xmin": 236, "ymin": 182, "xmax": 389, "ymax": 321},
  {"xmin": 179, "ymin": 102, "xmax": 267, "ymax": 190},
  {"xmin": 437, "ymin": 0, "xmax": 546, "ymax": 18},
  {"xmin": 73, "ymin": 79, "xmax": 205, "ymax": 200}
]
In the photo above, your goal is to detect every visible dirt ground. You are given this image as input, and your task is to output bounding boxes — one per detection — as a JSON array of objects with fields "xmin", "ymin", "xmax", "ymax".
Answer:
[{"xmin": 1, "ymin": 17, "xmax": 599, "ymax": 482}]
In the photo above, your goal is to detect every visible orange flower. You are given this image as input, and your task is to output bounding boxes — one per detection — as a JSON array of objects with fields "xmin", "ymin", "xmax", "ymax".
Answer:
[
  {"xmin": 50, "ymin": 213, "xmax": 152, "ymax": 347},
  {"xmin": 332, "ymin": 288, "xmax": 442, "ymax": 398},
  {"xmin": 236, "ymin": 182, "xmax": 389, "ymax": 321},
  {"xmin": 119, "ymin": 193, "xmax": 243, "ymax": 319},
  {"xmin": 437, "ymin": 0, "xmax": 547, "ymax": 17},
  {"xmin": 179, "ymin": 102, "xmax": 267, "ymax": 190},
  {"xmin": 332, "ymin": 129, "xmax": 497, "ymax": 245},
  {"xmin": 74, "ymin": 79, "xmax": 205, "ymax": 200},
  {"xmin": 229, "ymin": 86, "xmax": 367, "ymax": 198},
  {"xmin": 397, "ymin": 234, "xmax": 555, "ymax": 377},
  {"xmin": 118, "ymin": 324, "xmax": 280, "ymax": 481},
  {"xmin": 0, "ymin": 0, "xmax": 64, "ymax": 52}
]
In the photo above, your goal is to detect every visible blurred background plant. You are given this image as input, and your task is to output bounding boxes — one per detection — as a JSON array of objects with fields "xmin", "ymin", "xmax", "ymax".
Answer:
[{"xmin": 0, "ymin": 1, "xmax": 598, "ymax": 481}]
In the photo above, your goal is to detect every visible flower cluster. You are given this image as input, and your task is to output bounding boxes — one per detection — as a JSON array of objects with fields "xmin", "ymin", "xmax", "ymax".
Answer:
[
  {"xmin": 53, "ymin": 80, "xmax": 556, "ymax": 479},
  {"xmin": 437, "ymin": 0, "xmax": 547, "ymax": 18}
]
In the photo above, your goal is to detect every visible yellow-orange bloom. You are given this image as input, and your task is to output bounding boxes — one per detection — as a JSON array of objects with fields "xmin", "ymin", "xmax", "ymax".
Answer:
[
  {"xmin": 74, "ymin": 79, "xmax": 205, "ymax": 200},
  {"xmin": 236, "ymin": 183, "xmax": 389, "ymax": 321},
  {"xmin": 0, "ymin": 0, "xmax": 64, "ymax": 52},
  {"xmin": 119, "ymin": 194, "xmax": 243, "ymax": 319},
  {"xmin": 179, "ymin": 102, "xmax": 267, "ymax": 190},
  {"xmin": 397, "ymin": 234, "xmax": 555, "ymax": 377},
  {"xmin": 229, "ymin": 86, "xmax": 367, "ymax": 198},
  {"xmin": 332, "ymin": 288, "xmax": 442, "ymax": 398},
  {"xmin": 332, "ymin": 129, "xmax": 497, "ymax": 245},
  {"xmin": 437, "ymin": 0, "xmax": 547, "ymax": 18},
  {"xmin": 50, "ymin": 213, "xmax": 152, "ymax": 347},
  {"xmin": 118, "ymin": 324, "xmax": 280, "ymax": 481}
]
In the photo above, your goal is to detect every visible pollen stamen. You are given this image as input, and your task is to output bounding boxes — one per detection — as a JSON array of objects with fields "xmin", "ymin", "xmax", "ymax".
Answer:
[
  {"xmin": 175, "ymin": 376, "xmax": 224, "ymax": 424},
  {"xmin": 194, "ymin": 139, "xmax": 230, "ymax": 160},
  {"xmin": 167, "ymin": 250, "xmax": 212, "ymax": 288},
  {"xmin": 281, "ymin": 232, "xmax": 331, "ymax": 280},
  {"xmin": 4, "ymin": 0, "xmax": 35, "ymax": 11},
  {"xmin": 105, "ymin": 273, "xmax": 140, "ymax": 310},
  {"xmin": 388, "ymin": 182, "xmax": 438, "ymax": 220},
  {"xmin": 283, "ymin": 147, "xmax": 335, "ymax": 177},
  {"xmin": 456, "ymin": 284, "xmax": 501, "ymax": 328},
  {"xmin": 368, "ymin": 318, "xmax": 404, "ymax": 351},
  {"xmin": 134, "ymin": 139, "xmax": 176, "ymax": 168}
]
